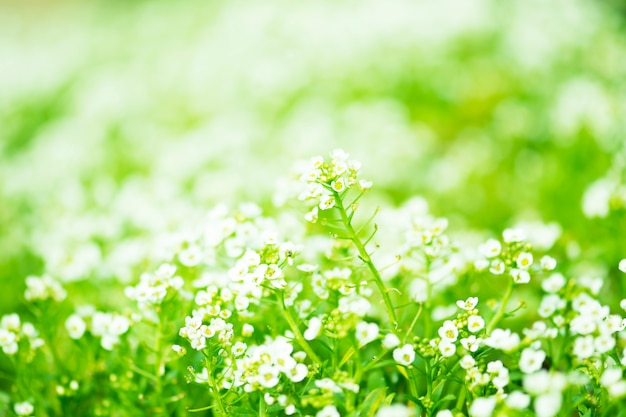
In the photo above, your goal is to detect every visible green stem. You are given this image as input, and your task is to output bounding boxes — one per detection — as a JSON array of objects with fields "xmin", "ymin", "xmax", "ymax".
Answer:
[
  {"xmin": 204, "ymin": 357, "xmax": 228, "ymax": 417},
  {"xmin": 280, "ymin": 293, "xmax": 323, "ymax": 367},
  {"xmin": 486, "ymin": 279, "xmax": 514, "ymax": 335},
  {"xmin": 333, "ymin": 191, "xmax": 399, "ymax": 334},
  {"xmin": 153, "ymin": 308, "xmax": 168, "ymax": 416}
]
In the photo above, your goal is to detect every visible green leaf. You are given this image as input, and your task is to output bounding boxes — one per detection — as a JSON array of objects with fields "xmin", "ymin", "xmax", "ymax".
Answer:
[{"xmin": 355, "ymin": 387, "xmax": 387, "ymax": 417}]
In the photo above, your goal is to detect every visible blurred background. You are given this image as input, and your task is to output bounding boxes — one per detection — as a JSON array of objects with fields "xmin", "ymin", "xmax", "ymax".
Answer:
[{"xmin": 2, "ymin": 0, "xmax": 626, "ymax": 313}]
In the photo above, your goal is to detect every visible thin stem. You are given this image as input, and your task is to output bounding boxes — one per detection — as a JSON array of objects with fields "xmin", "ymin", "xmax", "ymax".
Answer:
[
  {"xmin": 153, "ymin": 308, "xmax": 168, "ymax": 415},
  {"xmin": 280, "ymin": 293, "xmax": 323, "ymax": 367},
  {"xmin": 403, "ymin": 304, "xmax": 423, "ymax": 344},
  {"xmin": 333, "ymin": 191, "xmax": 399, "ymax": 334},
  {"xmin": 486, "ymin": 278, "xmax": 514, "ymax": 335},
  {"xmin": 205, "ymin": 359, "xmax": 228, "ymax": 417}
]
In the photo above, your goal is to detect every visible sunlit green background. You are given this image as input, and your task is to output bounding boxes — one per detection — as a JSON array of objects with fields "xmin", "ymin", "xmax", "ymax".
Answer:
[{"xmin": 2, "ymin": 0, "xmax": 626, "ymax": 342}]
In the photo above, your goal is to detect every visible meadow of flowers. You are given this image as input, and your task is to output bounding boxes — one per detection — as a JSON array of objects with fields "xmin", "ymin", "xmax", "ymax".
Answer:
[{"xmin": 2, "ymin": 0, "xmax": 626, "ymax": 416}]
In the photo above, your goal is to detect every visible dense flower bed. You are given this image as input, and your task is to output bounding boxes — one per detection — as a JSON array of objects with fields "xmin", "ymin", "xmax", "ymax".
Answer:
[{"xmin": 2, "ymin": 0, "xmax": 626, "ymax": 416}]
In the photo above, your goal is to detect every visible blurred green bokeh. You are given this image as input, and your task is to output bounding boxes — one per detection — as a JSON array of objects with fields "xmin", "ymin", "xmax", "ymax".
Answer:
[{"xmin": 2, "ymin": 0, "xmax": 626, "ymax": 316}]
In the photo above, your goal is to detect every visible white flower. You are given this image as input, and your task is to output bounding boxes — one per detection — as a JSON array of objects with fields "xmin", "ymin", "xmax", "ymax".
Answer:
[
  {"xmin": 179, "ymin": 245, "xmax": 203, "ymax": 267},
  {"xmin": 319, "ymin": 195, "xmax": 336, "ymax": 210},
  {"xmin": 467, "ymin": 316, "xmax": 485, "ymax": 333},
  {"xmin": 358, "ymin": 179, "xmax": 373, "ymax": 191},
  {"xmin": 438, "ymin": 340, "xmax": 456, "ymax": 357},
  {"xmin": 331, "ymin": 178, "xmax": 347, "ymax": 193},
  {"xmin": 14, "ymin": 401, "xmax": 34, "ymax": 416},
  {"xmin": 484, "ymin": 329, "xmax": 520, "ymax": 351},
  {"xmin": 316, "ymin": 405, "xmax": 340, "ymax": 417},
  {"xmin": 608, "ymin": 381, "xmax": 626, "ymax": 399},
  {"xmin": 438, "ymin": 320, "xmax": 459, "ymax": 342},
  {"xmin": 535, "ymin": 392, "xmax": 562, "ymax": 417},
  {"xmin": 460, "ymin": 354, "xmax": 476, "ymax": 369},
  {"xmin": 489, "ymin": 259, "xmax": 505, "ymax": 275},
  {"xmin": 305, "ymin": 207, "xmax": 319, "ymax": 223},
  {"xmin": 594, "ymin": 334, "xmax": 615, "ymax": 354},
  {"xmin": 600, "ymin": 367, "xmax": 622, "ymax": 387},
  {"xmin": 481, "ymin": 239, "xmax": 502, "ymax": 258},
  {"xmin": 304, "ymin": 317, "xmax": 322, "ymax": 340},
  {"xmin": 469, "ymin": 396, "xmax": 496, "ymax": 417},
  {"xmin": 355, "ymin": 321, "xmax": 379, "ymax": 346},
  {"xmin": 435, "ymin": 411, "xmax": 453, "ymax": 417},
  {"xmin": 519, "ymin": 348, "xmax": 546, "ymax": 374},
  {"xmin": 541, "ymin": 273, "xmax": 566, "ymax": 293},
  {"xmin": 506, "ymin": 391, "xmax": 530, "ymax": 409},
  {"xmin": 573, "ymin": 335, "xmax": 594, "ymax": 359},
  {"xmin": 382, "ymin": 333, "xmax": 400, "ymax": 349},
  {"xmin": 516, "ymin": 252, "xmax": 533, "ymax": 269},
  {"xmin": 376, "ymin": 404, "xmax": 412, "ymax": 417},
  {"xmin": 540, "ymin": 256, "xmax": 557, "ymax": 271},
  {"xmin": 510, "ymin": 268, "xmax": 530, "ymax": 284},
  {"xmin": 619, "ymin": 259, "xmax": 626, "ymax": 273},
  {"xmin": 242, "ymin": 323, "xmax": 254, "ymax": 337},
  {"xmin": 460, "ymin": 335, "xmax": 482, "ymax": 352},
  {"xmin": 393, "ymin": 344, "xmax": 416, "ymax": 366},
  {"xmin": 503, "ymin": 228, "xmax": 525, "ymax": 243},
  {"xmin": 286, "ymin": 363, "xmax": 308, "ymax": 383},
  {"xmin": 523, "ymin": 371, "xmax": 566, "ymax": 396},
  {"xmin": 231, "ymin": 342, "xmax": 247, "ymax": 357},
  {"xmin": 456, "ymin": 297, "xmax": 479, "ymax": 310},
  {"xmin": 65, "ymin": 315, "xmax": 86, "ymax": 339},
  {"xmin": 257, "ymin": 364, "xmax": 280, "ymax": 388}
]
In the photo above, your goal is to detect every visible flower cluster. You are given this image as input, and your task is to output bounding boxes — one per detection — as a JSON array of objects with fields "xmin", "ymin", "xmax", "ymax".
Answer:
[
  {"xmin": 0, "ymin": 314, "xmax": 44, "ymax": 355},
  {"xmin": 24, "ymin": 274, "xmax": 67, "ymax": 302},
  {"xmin": 474, "ymin": 229, "xmax": 554, "ymax": 284},
  {"xmin": 297, "ymin": 149, "xmax": 372, "ymax": 222},
  {"xmin": 65, "ymin": 308, "xmax": 131, "ymax": 350}
]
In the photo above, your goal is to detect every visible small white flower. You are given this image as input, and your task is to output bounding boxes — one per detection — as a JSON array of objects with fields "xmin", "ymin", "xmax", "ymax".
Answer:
[
  {"xmin": 65, "ymin": 315, "xmax": 86, "ymax": 339},
  {"xmin": 481, "ymin": 239, "xmax": 502, "ymax": 258},
  {"xmin": 286, "ymin": 363, "xmax": 308, "ymax": 383},
  {"xmin": 503, "ymin": 228, "xmax": 525, "ymax": 243},
  {"xmin": 594, "ymin": 334, "xmax": 615, "ymax": 354},
  {"xmin": 304, "ymin": 317, "xmax": 322, "ymax": 341},
  {"xmin": 331, "ymin": 178, "xmax": 347, "ymax": 193},
  {"xmin": 489, "ymin": 259, "xmax": 505, "ymax": 275},
  {"xmin": 467, "ymin": 316, "xmax": 485, "ymax": 333},
  {"xmin": 619, "ymin": 259, "xmax": 626, "ymax": 273},
  {"xmin": 257, "ymin": 364, "xmax": 280, "ymax": 388},
  {"xmin": 393, "ymin": 344, "xmax": 416, "ymax": 366},
  {"xmin": 316, "ymin": 405, "xmax": 340, "ymax": 417},
  {"xmin": 179, "ymin": 245, "xmax": 203, "ymax": 267},
  {"xmin": 319, "ymin": 195, "xmax": 336, "ymax": 210},
  {"xmin": 516, "ymin": 252, "xmax": 533, "ymax": 269},
  {"xmin": 456, "ymin": 297, "xmax": 479, "ymax": 310},
  {"xmin": 519, "ymin": 348, "xmax": 546, "ymax": 374},
  {"xmin": 506, "ymin": 391, "xmax": 530, "ymax": 409},
  {"xmin": 435, "ymin": 411, "xmax": 453, "ymax": 417},
  {"xmin": 573, "ymin": 335, "xmax": 594, "ymax": 359},
  {"xmin": 438, "ymin": 340, "xmax": 456, "ymax": 357},
  {"xmin": 541, "ymin": 273, "xmax": 566, "ymax": 293},
  {"xmin": 382, "ymin": 333, "xmax": 400, "ymax": 349},
  {"xmin": 460, "ymin": 335, "xmax": 482, "ymax": 352},
  {"xmin": 600, "ymin": 367, "xmax": 622, "ymax": 387},
  {"xmin": 510, "ymin": 268, "xmax": 530, "ymax": 284},
  {"xmin": 469, "ymin": 396, "xmax": 496, "ymax": 417},
  {"xmin": 540, "ymin": 256, "xmax": 557, "ymax": 271},
  {"xmin": 376, "ymin": 404, "xmax": 413, "ymax": 417},
  {"xmin": 535, "ymin": 392, "xmax": 562, "ymax": 417},
  {"xmin": 460, "ymin": 354, "xmax": 476, "ymax": 369},
  {"xmin": 14, "ymin": 401, "xmax": 34, "ymax": 416},
  {"xmin": 355, "ymin": 321, "xmax": 379, "ymax": 346},
  {"xmin": 231, "ymin": 342, "xmax": 247, "ymax": 357},
  {"xmin": 438, "ymin": 320, "xmax": 459, "ymax": 342}
]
